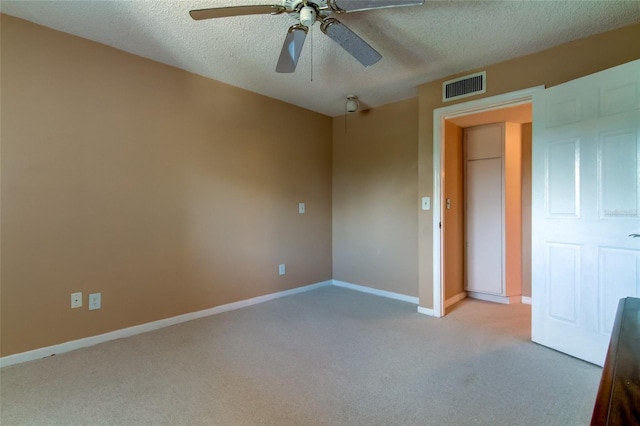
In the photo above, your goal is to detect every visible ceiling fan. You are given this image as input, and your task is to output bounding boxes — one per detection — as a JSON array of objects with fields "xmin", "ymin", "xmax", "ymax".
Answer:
[{"xmin": 189, "ymin": 0, "xmax": 424, "ymax": 73}]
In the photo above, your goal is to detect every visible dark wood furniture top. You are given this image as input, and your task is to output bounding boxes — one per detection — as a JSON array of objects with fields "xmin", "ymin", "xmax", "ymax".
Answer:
[{"xmin": 591, "ymin": 297, "xmax": 640, "ymax": 425}]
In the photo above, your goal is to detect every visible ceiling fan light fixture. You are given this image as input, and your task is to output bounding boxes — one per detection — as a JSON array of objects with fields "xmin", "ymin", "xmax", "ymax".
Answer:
[{"xmin": 346, "ymin": 95, "xmax": 359, "ymax": 113}]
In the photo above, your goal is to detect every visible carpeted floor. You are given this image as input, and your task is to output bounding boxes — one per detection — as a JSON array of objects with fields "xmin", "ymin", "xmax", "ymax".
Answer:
[{"xmin": 0, "ymin": 286, "xmax": 601, "ymax": 425}]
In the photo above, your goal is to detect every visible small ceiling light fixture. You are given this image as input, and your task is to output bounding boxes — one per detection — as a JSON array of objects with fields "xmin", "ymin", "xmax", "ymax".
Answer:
[{"xmin": 345, "ymin": 95, "xmax": 359, "ymax": 113}]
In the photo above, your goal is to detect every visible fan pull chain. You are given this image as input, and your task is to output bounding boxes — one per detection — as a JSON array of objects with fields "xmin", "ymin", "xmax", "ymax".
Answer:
[{"xmin": 344, "ymin": 104, "xmax": 348, "ymax": 133}]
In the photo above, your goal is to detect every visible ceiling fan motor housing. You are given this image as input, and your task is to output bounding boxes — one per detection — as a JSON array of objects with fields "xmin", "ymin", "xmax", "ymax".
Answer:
[{"xmin": 300, "ymin": 6, "xmax": 317, "ymax": 27}]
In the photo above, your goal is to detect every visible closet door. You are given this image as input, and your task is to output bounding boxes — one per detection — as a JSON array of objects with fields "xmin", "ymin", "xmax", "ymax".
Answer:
[{"xmin": 465, "ymin": 124, "xmax": 504, "ymax": 295}]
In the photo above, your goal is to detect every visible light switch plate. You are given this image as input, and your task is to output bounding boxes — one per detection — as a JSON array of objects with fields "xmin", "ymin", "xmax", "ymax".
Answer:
[
  {"xmin": 421, "ymin": 197, "xmax": 431, "ymax": 211},
  {"xmin": 88, "ymin": 293, "xmax": 101, "ymax": 310}
]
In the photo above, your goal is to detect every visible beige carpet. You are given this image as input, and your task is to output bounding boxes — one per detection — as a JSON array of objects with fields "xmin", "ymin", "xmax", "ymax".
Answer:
[{"xmin": 0, "ymin": 286, "xmax": 601, "ymax": 425}]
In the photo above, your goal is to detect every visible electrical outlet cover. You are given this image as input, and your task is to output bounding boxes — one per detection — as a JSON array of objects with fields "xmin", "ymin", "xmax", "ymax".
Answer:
[{"xmin": 71, "ymin": 292, "xmax": 82, "ymax": 309}]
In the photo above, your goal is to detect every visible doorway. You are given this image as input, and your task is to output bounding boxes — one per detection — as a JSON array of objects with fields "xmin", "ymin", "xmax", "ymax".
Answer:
[
  {"xmin": 431, "ymin": 86, "xmax": 544, "ymax": 318},
  {"xmin": 446, "ymin": 109, "xmax": 530, "ymax": 311}
]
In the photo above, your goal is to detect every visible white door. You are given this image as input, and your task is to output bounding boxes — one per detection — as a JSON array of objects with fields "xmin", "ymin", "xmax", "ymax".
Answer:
[
  {"xmin": 532, "ymin": 59, "xmax": 640, "ymax": 366},
  {"xmin": 466, "ymin": 158, "xmax": 503, "ymax": 294},
  {"xmin": 465, "ymin": 125, "xmax": 504, "ymax": 295}
]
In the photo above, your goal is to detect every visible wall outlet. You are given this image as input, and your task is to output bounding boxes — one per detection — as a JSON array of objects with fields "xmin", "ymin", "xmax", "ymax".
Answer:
[
  {"xmin": 88, "ymin": 293, "xmax": 101, "ymax": 310},
  {"xmin": 278, "ymin": 264, "xmax": 286, "ymax": 275},
  {"xmin": 71, "ymin": 292, "xmax": 82, "ymax": 309}
]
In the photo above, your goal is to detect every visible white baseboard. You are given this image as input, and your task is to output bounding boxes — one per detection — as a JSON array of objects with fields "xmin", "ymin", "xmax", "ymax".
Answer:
[
  {"xmin": 444, "ymin": 292, "xmax": 467, "ymax": 308},
  {"xmin": 331, "ymin": 280, "xmax": 419, "ymax": 304},
  {"xmin": 521, "ymin": 296, "xmax": 532, "ymax": 305},
  {"xmin": 417, "ymin": 306, "xmax": 434, "ymax": 316},
  {"xmin": 2, "ymin": 280, "xmax": 422, "ymax": 367},
  {"xmin": 0, "ymin": 280, "xmax": 332, "ymax": 368},
  {"xmin": 467, "ymin": 291, "xmax": 521, "ymax": 305}
]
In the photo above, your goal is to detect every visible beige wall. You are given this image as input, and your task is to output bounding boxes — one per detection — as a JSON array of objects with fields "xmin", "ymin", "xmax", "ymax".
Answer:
[
  {"xmin": 443, "ymin": 121, "xmax": 464, "ymax": 300},
  {"xmin": 3, "ymin": 17, "xmax": 640, "ymax": 357},
  {"xmin": 332, "ymin": 99, "xmax": 418, "ymax": 296},
  {"xmin": 418, "ymin": 23, "xmax": 640, "ymax": 309},
  {"xmin": 0, "ymin": 15, "xmax": 333, "ymax": 356},
  {"xmin": 504, "ymin": 123, "xmax": 522, "ymax": 297}
]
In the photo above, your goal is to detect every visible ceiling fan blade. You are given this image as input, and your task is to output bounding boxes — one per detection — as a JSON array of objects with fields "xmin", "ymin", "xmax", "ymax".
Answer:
[
  {"xmin": 189, "ymin": 5, "xmax": 286, "ymax": 21},
  {"xmin": 320, "ymin": 18, "xmax": 381, "ymax": 67},
  {"xmin": 276, "ymin": 25, "xmax": 308, "ymax": 73},
  {"xmin": 330, "ymin": 0, "xmax": 423, "ymax": 13}
]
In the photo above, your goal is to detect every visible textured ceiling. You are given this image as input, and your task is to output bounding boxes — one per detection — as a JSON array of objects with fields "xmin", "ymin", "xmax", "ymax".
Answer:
[{"xmin": 2, "ymin": 0, "xmax": 639, "ymax": 116}]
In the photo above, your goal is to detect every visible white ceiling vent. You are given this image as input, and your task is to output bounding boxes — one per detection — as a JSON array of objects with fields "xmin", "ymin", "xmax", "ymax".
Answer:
[{"xmin": 442, "ymin": 71, "xmax": 486, "ymax": 102}]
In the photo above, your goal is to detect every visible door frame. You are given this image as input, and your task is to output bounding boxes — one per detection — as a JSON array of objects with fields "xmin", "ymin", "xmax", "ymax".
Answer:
[{"xmin": 432, "ymin": 86, "xmax": 544, "ymax": 318}]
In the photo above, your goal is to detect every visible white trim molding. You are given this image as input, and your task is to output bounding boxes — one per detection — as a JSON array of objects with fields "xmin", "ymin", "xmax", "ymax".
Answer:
[
  {"xmin": 417, "ymin": 306, "xmax": 434, "ymax": 316},
  {"xmin": 467, "ymin": 291, "xmax": 521, "ymax": 305},
  {"xmin": 522, "ymin": 296, "xmax": 532, "ymax": 305},
  {"xmin": 2, "ymin": 280, "xmax": 425, "ymax": 368},
  {"xmin": 0, "ymin": 280, "xmax": 332, "ymax": 368},
  {"xmin": 332, "ymin": 280, "xmax": 419, "ymax": 304}
]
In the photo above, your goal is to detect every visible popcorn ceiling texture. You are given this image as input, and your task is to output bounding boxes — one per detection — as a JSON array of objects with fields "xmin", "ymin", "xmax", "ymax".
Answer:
[{"xmin": 2, "ymin": 0, "xmax": 639, "ymax": 116}]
